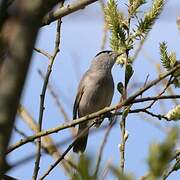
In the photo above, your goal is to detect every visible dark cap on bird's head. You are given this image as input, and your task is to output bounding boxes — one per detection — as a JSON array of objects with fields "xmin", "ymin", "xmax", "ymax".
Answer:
[{"xmin": 90, "ymin": 50, "xmax": 121, "ymax": 71}]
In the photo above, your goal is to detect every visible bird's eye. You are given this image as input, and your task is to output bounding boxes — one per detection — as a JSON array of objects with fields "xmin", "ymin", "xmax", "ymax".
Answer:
[{"xmin": 108, "ymin": 51, "xmax": 113, "ymax": 56}]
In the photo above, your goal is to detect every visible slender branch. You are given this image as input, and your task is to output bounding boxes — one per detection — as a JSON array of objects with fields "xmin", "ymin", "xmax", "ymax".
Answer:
[
  {"xmin": 17, "ymin": 104, "xmax": 72, "ymax": 174},
  {"xmin": 38, "ymin": 69, "xmax": 76, "ymax": 137},
  {"xmin": 101, "ymin": 159, "xmax": 112, "ymax": 180},
  {"xmin": 162, "ymin": 158, "xmax": 180, "ymax": 179},
  {"xmin": 42, "ymin": 0, "xmax": 99, "ymax": 26},
  {"xmin": 142, "ymin": 150, "xmax": 180, "ymax": 180},
  {"xmin": 34, "ymin": 48, "xmax": 52, "ymax": 59},
  {"xmin": 33, "ymin": 3, "xmax": 63, "ymax": 179},
  {"xmin": 37, "ymin": 70, "xmax": 70, "ymax": 123},
  {"xmin": 13, "ymin": 126, "xmax": 28, "ymax": 138},
  {"xmin": 145, "ymin": 76, "xmax": 173, "ymax": 110},
  {"xmin": 39, "ymin": 122, "xmax": 96, "ymax": 180},
  {"xmin": 132, "ymin": 95, "xmax": 180, "ymax": 104},
  {"xmin": 94, "ymin": 120, "xmax": 115, "ymax": 178},
  {"xmin": 116, "ymin": 64, "xmax": 180, "ymax": 109},
  {"xmin": 10, "ymin": 124, "xmax": 110, "ymax": 169},
  {"xmin": 120, "ymin": 114, "xmax": 127, "ymax": 173},
  {"xmin": 143, "ymin": 109, "xmax": 169, "ymax": 120},
  {"xmin": 172, "ymin": 150, "xmax": 180, "ymax": 161},
  {"xmin": 118, "ymin": 2, "xmax": 134, "ymax": 171},
  {"xmin": 99, "ymin": 0, "xmax": 108, "ymax": 50},
  {"xmin": 7, "ymin": 64, "xmax": 180, "ymax": 154},
  {"xmin": 1, "ymin": 174, "xmax": 17, "ymax": 180}
]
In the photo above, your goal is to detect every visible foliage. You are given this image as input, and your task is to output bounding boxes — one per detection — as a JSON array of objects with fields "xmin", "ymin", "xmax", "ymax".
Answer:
[
  {"xmin": 160, "ymin": 42, "xmax": 176, "ymax": 70},
  {"xmin": 128, "ymin": 0, "xmax": 146, "ymax": 16},
  {"xmin": 137, "ymin": 0, "xmax": 164, "ymax": 37},
  {"xmin": 104, "ymin": 0, "xmax": 126, "ymax": 53},
  {"xmin": 147, "ymin": 128, "xmax": 179, "ymax": 179},
  {"xmin": 160, "ymin": 42, "xmax": 180, "ymax": 87},
  {"xmin": 105, "ymin": 0, "xmax": 165, "ymax": 64},
  {"xmin": 71, "ymin": 155, "xmax": 95, "ymax": 180}
]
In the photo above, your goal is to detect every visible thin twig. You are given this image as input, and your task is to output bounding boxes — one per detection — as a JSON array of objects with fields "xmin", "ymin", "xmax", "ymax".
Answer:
[
  {"xmin": 10, "ymin": 124, "xmax": 111, "ymax": 169},
  {"xmin": 143, "ymin": 109, "xmax": 169, "ymax": 120},
  {"xmin": 38, "ymin": 69, "xmax": 76, "ymax": 137},
  {"xmin": 142, "ymin": 151, "xmax": 180, "ymax": 180},
  {"xmin": 13, "ymin": 126, "xmax": 28, "ymax": 138},
  {"xmin": 39, "ymin": 122, "xmax": 96, "ymax": 180},
  {"xmin": 101, "ymin": 159, "xmax": 112, "ymax": 180},
  {"xmin": 42, "ymin": 0, "xmax": 99, "ymax": 26},
  {"xmin": 132, "ymin": 95, "xmax": 180, "ymax": 104},
  {"xmin": 32, "ymin": 5, "xmax": 63, "ymax": 179},
  {"xmin": 172, "ymin": 150, "xmax": 180, "ymax": 161},
  {"xmin": 162, "ymin": 158, "xmax": 180, "ymax": 179},
  {"xmin": 18, "ymin": 104, "xmax": 72, "ymax": 174},
  {"xmin": 34, "ymin": 47, "xmax": 52, "ymax": 59},
  {"xmin": 119, "ymin": 3, "xmax": 133, "ymax": 172},
  {"xmin": 120, "ymin": 116, "xmax": 126, "ymax": 172},
  {"xmin": 37, "ymin": 69, "xmax": 70, "ymax": 123},
  {"xmin": 99, "ymin": 0, "xmax": 108, "ymax": 50},
  {"xmin": 94, "ymin": 120, "xmax": 116, "ymax": 178},
  {"xmin": 145, "ymin": 76, "xmax": 173, "ymax": 110}
]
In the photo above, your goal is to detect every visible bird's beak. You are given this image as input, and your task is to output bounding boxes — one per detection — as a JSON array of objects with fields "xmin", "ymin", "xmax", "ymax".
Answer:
[{"xmin": 111, "ymin": 51, "xmax": 123, "ymax": 59}]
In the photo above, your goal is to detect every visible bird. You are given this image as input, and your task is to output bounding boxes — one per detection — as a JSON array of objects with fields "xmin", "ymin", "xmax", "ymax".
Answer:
[{"xmin": 73, "ymin": 50, "xmax": 120, "ymax": 153}]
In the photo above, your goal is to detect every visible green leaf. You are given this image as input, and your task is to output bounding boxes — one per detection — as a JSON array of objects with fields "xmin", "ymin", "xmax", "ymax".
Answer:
[
  {"xmin": 159, "ymin": 42, "xmax": 180, "ymax": 87},
  {"xmin": 136, "ymin": 0, "xmax": 165, "ymax": 37},
  {"xmin": 160, "ymin": 42, "xmax": 176, "ymax": 70},
  {"xmin": 125, "ymin": 64, "xmax": 134, "ymax": 87},
  {"xmin": 105, "ymin": 0, "xmax": 126, "ymax": 53},
  {"xmin": 71, "ymin": 154, "xmax": 95, "ymax": 180},
  {"xmin": 117, "ymin": 82, "xmax": 124, "ymax": 95},
  {"xmin": 148, "ymin": 128, "xmax": 179, "ymax": 178},
  {"xmin": 110, "ymin": 165, "xmax": 133, "ymax": 180},
  {"xmin": 129, "ymin": 0, "xmax": 146, "ymax": 16}
]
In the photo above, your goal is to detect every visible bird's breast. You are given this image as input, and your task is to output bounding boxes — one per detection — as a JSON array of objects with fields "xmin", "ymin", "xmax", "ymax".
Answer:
[{"xmin": 78, "ymin": 73, "xmax": 114, "ymax": 117}]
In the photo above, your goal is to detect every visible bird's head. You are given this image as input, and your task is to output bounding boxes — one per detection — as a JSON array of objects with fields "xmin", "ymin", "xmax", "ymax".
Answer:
[{"xmin": 90, "ymin": 50, "xmax": 121, "ymax": 72}]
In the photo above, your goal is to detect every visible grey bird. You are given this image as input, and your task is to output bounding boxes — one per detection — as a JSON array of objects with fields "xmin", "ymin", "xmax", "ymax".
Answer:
[{"xmin": 73, "ymin": 50, "xmax": 120, "ymax": 153}]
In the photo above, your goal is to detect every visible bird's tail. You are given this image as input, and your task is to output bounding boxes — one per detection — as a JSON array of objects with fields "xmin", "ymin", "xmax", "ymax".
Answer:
[{"xmin": 73, "ymin": 123, "xmax": 89, "ymax": 153}]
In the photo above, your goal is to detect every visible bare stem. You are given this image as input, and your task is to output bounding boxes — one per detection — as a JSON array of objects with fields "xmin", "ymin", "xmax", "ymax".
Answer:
[
  {"xmin": 32, "ymin": 4, "xmax": 63, "ymax": 179},
  {"xmin": 42, "ymin": 0, "xmax": 99, "ymax": 26},
  {"xmin": 94, "ymin": 120, "xmax": 115, "ymax": 178},
  {"xmin": 39, "ymin": 122, "xmax": 96, "ymax": 180}
]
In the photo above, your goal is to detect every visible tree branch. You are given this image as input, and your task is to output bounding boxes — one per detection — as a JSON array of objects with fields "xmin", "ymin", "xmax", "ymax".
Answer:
[
  {"xmin": 42, "ymin": 0, "xmax": 99, "ymax": 26},
  {"xmin": 33, "ymin": 3, "xmax": 63, "ymax": 179},
  {"xmin": 39, "ymin": 122, "xmax": 96, "ymax": 180},
  {"xmin": 7, "ymin": 64, "xmax": 180, "ymax": 154}
]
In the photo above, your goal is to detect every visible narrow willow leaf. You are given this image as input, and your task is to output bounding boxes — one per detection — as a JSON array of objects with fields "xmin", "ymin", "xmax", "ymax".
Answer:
[
  {"xmin": 159, "ymin": 42, "xmax": 180, "ymax": 87},
  {"xmin": 105, "ymin": 0, "xmax": 126, "ymax": 54},
  {"xmin": 129, "ymin": 0, "xmax": 146, "ymax": 16},
  {"xmin": 137, "ymin": 0, "xmax": 165, "ymax": 37}
]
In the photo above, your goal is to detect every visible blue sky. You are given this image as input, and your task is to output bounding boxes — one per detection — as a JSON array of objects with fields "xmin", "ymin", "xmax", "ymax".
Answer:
[{"xmin": 7, "ymin": 0, "xmax": 180, "ymax": 179}]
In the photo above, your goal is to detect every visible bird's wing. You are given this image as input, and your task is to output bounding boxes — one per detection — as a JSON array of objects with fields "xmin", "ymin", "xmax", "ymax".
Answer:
[{"xmin": 73, "ymin": 85, "xmax": 84, "ymax": 120}]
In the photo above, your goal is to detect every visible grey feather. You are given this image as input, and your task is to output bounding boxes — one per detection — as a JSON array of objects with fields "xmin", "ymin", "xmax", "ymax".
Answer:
[{"xmin": 73, "ymin": 51, "xmax": 120, "ymax": 153}]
